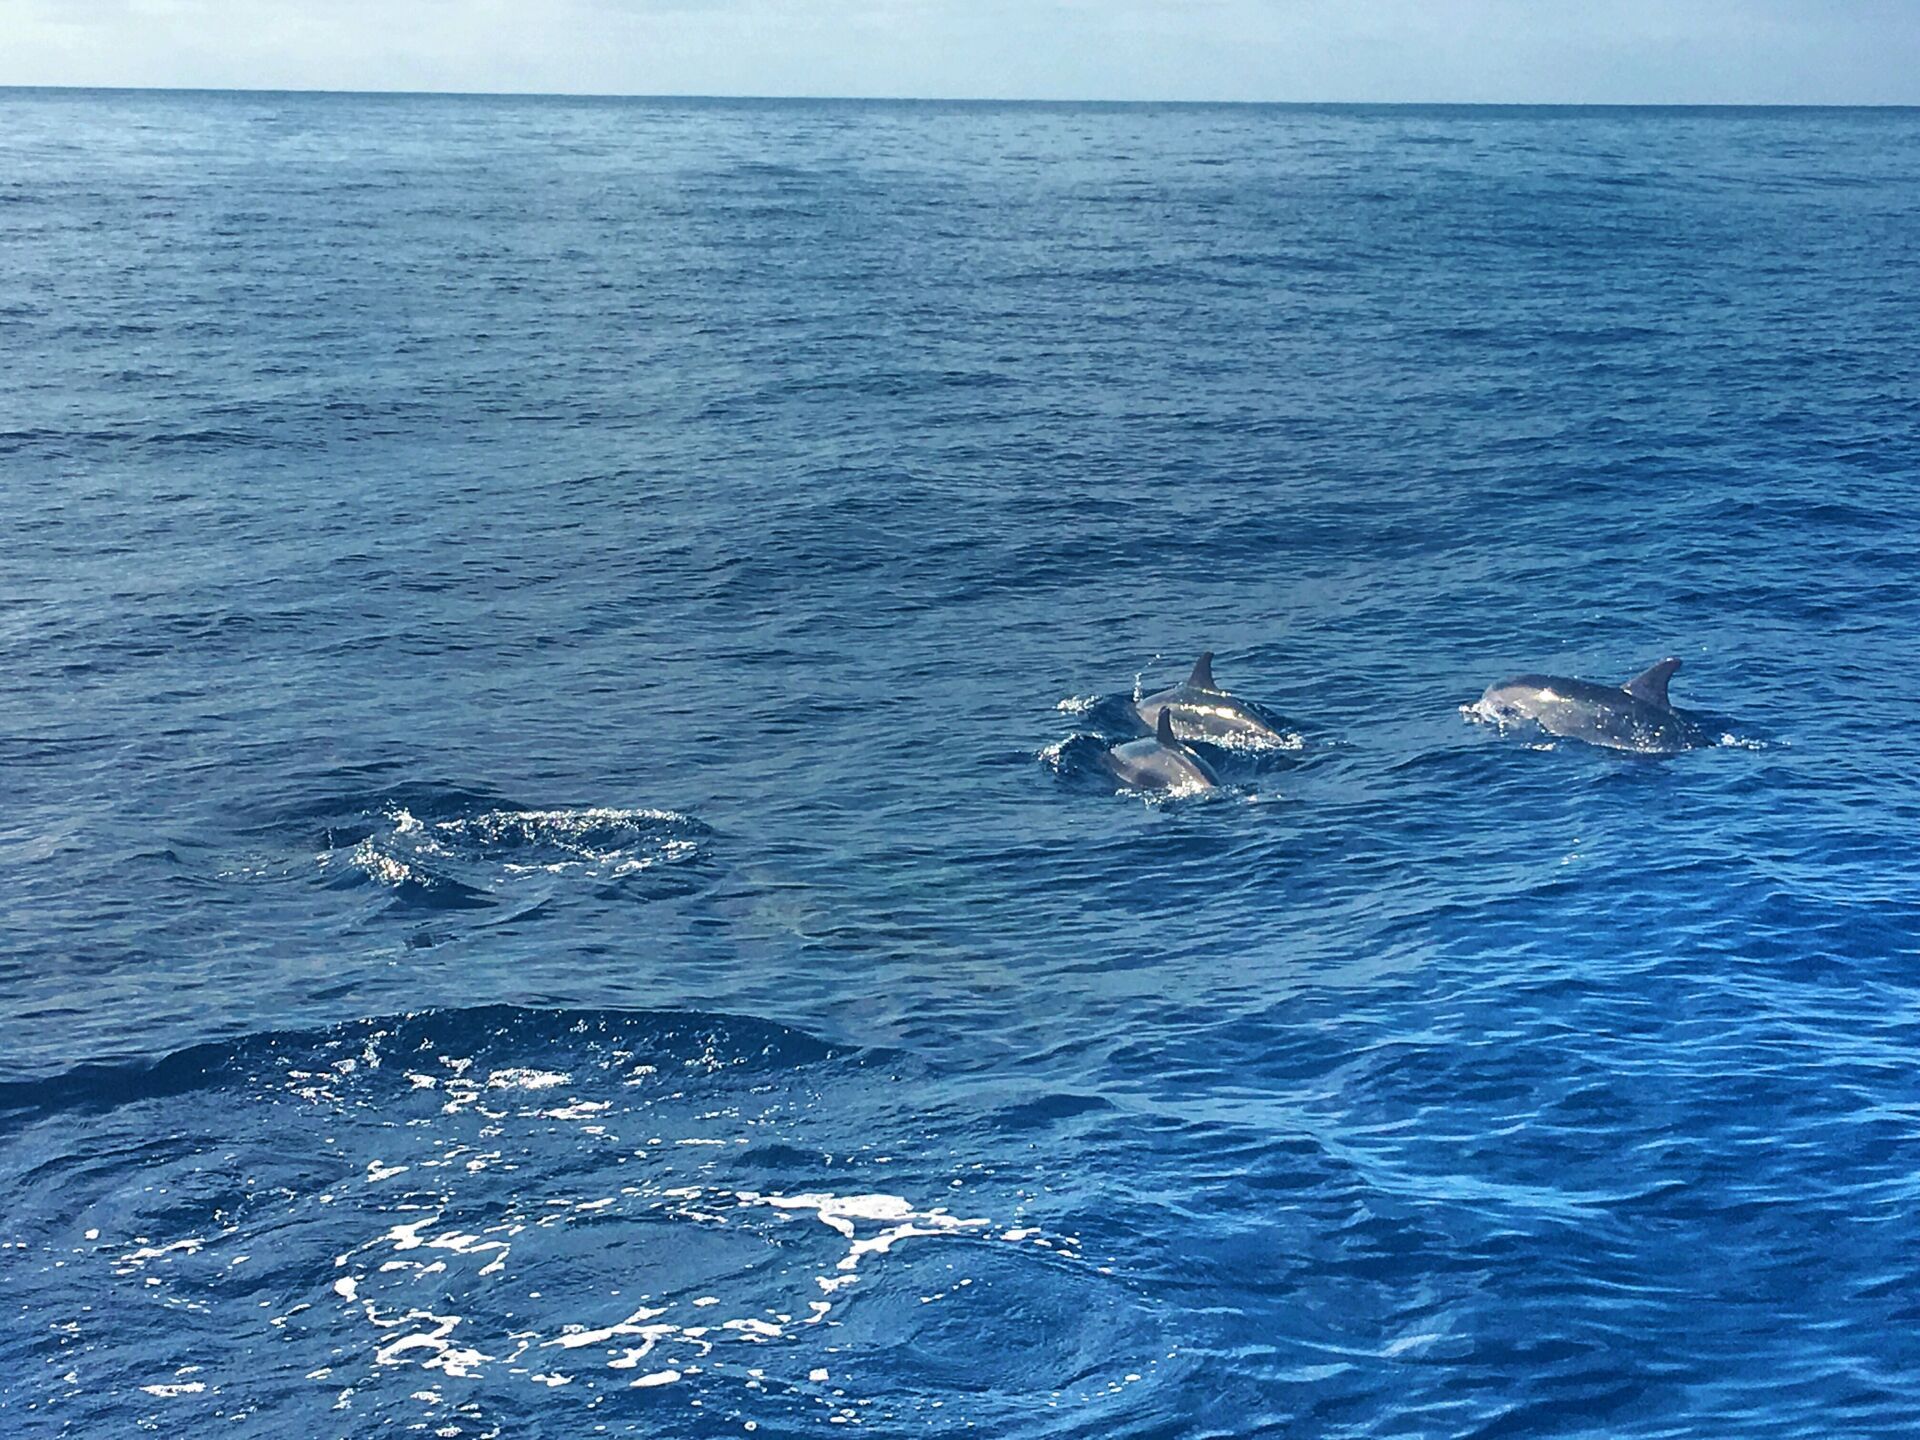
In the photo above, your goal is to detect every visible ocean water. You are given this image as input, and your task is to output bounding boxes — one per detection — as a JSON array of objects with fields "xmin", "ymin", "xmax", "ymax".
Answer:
[{"xmin": 2, "ymin": 89, "xmax": 1919, "ymax": 1438}]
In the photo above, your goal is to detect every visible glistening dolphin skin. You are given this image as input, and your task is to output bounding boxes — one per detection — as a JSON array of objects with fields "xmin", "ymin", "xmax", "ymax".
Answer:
[
  {"xmin": 1479, "ymin": 658, "xmax": 1706, "ymax": 754},
  {"xmin": 1101, "ymin": 708, "xmax": 1220, "ymax": 793},
  {"xmin": 1135, "ymin": 652, "xmax": 1289, "ymax": 745}
]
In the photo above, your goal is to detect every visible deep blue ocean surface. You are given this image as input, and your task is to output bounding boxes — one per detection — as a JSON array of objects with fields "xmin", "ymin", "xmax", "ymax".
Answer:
[{"xmin": 3, "ymin": 91, "xmax": 1919, "ymax": 1437}]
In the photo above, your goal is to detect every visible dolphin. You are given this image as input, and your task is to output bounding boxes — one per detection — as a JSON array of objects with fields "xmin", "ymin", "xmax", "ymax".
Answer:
[
  {"xmin": 1101, "ymin": 708, "xmax": 1220, "ymax": 793},
  {"xmin": 1135, "ymin": 652, "xmax": 1290, "ymax": 746},
  {"xmin": 1478, "ymin": 658, "xmax": 1707, "ymax": 754}
]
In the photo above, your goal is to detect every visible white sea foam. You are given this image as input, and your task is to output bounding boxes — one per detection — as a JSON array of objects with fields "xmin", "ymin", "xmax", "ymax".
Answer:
[
  {"xmin": 370, "ymin": 1310, "xmax": 487, "ymax": 1377},
  {"xmin": 327, "ymin": 804, "xmax": 704, "ymax": 895},
  {"xmin": 347, "ymin": 840, "xmax": 420, "ymax": 888},
  {"xmin": 1209, "ymin": 728, "xmax": 1305, "ymax": 753},
  {"xmin": 92, "ymin": 1007, "xmax": 1115, "ymax": 1437},
  {"xmin": 435, "ymin": 807, "xmax": 702, "ymax": 877},
  {"xmin": 540, "ymin": 1099, "xmax": 611, "ymax": 1120},
  {"xmin": 1036, "ymin": 738, "xmax": 1072, "ymax": 768},
  {"xmin": 123, "ymin": 1237, "xmax": 204, "ymax": 1262},
  {"xmin": 311, "ymin": 1176, "xmax": 1076, "ymax": 1418}
]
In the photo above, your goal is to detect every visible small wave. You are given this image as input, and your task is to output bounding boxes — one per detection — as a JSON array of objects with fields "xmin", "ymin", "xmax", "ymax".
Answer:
[
  {"xmin": 1036, "ymin": 733, "xmax": 1112, "ymax": 789},
  {"xmin": 319, "ymin": 801, "xmax": 709, "ymax": 907},
  {"xmin": 437, "ymin": 806, "xmax": 702, "ymax": 876},
  {"xmin": 0, "ymin": 1004, "xmax": 848, "ymax": 1116},
  {"xmin": 339, "ymin": 829, "xmax": 495, "ymax": 909}
]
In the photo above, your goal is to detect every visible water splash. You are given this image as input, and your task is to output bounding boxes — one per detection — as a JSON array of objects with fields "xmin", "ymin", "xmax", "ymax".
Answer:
[{"xmin": 320, "ymin": 802, "xmax": 709, "ymax": 905}]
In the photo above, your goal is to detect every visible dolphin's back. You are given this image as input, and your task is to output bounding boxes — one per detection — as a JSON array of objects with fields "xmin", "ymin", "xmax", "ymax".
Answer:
[
  {"xmin": 1136, "ymin": 682, "xmax": 1285, "ymax": 744},
  {"xmin": 1133, "ymin": 651, "xmax": 1291, "ymax": 746},
  {"xmin": 1101, "ymin": 734, "xmax": 1218, "ymax": 792},
  {"xmin": 1483, "ymin": 672, "xmax": 1700, "ymax": 753}
]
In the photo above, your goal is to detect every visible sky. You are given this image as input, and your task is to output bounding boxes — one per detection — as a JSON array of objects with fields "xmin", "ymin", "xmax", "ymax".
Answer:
[{"xmin": 2, "ymin": 0, "xmax": 1916, "ymax": 104}]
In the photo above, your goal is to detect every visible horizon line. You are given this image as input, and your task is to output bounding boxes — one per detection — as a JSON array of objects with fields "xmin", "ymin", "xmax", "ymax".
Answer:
[{"xmin": 3, "ymin": 83, "xmax": 1917, "ymax": 110}]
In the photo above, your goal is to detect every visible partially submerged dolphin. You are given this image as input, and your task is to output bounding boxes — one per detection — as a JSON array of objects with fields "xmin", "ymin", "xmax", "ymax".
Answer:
[
  {"xmin": 1135, "ymin": 652, "xmax": 1290, "ymax": 745},
  {"xmin": 1479, "ymin": 658, "xmax": 1707, "ymax": 754},
  {"xmin": 1101, "ymin": 708, "xmax": 1220, "ymax": 793}
]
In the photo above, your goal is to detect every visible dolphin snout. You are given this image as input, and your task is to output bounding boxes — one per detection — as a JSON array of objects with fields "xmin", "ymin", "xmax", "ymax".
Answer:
[{"xmin": 1480, "ymin": 683, "xmax": 1527, "ymax": 721}]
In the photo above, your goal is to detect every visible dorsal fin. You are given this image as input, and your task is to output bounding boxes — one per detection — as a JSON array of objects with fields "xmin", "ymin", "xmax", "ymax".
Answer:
[
  {"xmin": 1187, "ymin": 651, "xmax": 1216, "ymax": 690},
  {"xmin": 1623, "ymin": 657, "xmax": 1681, "ymax": 708},
  {"xmin": 1156, "ymin": 707, "xmax": 1177, "ymax": 746}
]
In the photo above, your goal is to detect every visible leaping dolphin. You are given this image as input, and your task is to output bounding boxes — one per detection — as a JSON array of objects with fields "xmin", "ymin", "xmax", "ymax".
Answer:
[
  {"xmin": 1101, "ymin": 708, "xmax": 1220, "ymax": 793},
  {"xmin": 1135, "ymin": 652, "xmax": 1290, "ymax": 745},
  {"xmin": 1478, "ymin": 658, "xmax": 1707, "ymax": 754}
]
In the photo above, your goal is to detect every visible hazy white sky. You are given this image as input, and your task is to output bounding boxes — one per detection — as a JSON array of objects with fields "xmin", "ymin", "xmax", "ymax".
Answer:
[{"xmin": 2, "ymin": 0, "xmax": 1916, "ymax": 103}]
